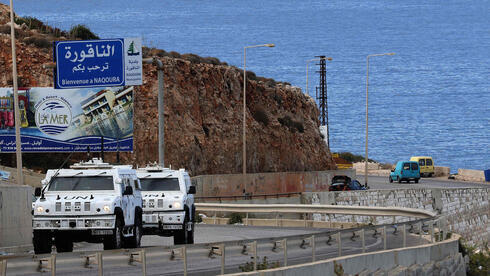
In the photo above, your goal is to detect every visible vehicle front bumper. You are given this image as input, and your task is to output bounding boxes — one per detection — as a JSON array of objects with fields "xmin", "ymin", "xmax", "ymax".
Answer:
[
  {"xmin": 32, "ymin": 215, "xmax": 115, "ymax": 230},
  {"xmin": 143, "ymin": 211, "xmax": 185, "ymax": 229}
]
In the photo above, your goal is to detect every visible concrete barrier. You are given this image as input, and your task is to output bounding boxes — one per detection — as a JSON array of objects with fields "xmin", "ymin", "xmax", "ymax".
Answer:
[
  {"xmin": 435, "ymin": 166, "xmax": 450, "ymax": 177},
  {"xmin": 192, "ymin": 169, "xmax": 355, "ymax": 197},
  {"xmin": 455, "ymin": 168, "xmax": 485, "ymax": 182},
  {"xmin": 0, "ymin": 166, "xmax": 44, "ymax": 187},
  {"xmin": 228, "ymin": 234, "xmax": 465, "ymax": 276},
  {"xmin": 0, "ymin": 184, "xmax": 32, "ymax": 248}
]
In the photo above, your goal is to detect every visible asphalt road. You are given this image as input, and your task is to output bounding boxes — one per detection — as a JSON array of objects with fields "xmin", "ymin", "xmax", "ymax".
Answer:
[
  {"xmin": 357, "ymin": 175, "xmax": 489, "ymax": 190},
  {"xmin": 9, "ymin": 225, "xmax": 429, "ymax": 276}
]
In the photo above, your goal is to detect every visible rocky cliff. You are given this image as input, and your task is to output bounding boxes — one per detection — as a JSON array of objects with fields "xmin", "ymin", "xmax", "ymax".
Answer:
[{"xmin": 0, "ymin": 4, "xmax": 335, "ymax": 175}]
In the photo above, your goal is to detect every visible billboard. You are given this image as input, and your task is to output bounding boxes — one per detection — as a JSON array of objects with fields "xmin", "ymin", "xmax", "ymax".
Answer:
[
  {"xmin": 54, "ymin": 38, "xmax": 142, "ymax": 89},
  {"xmin": 0, "ymin": 87, "xmax": 134, "ymax": 152}
]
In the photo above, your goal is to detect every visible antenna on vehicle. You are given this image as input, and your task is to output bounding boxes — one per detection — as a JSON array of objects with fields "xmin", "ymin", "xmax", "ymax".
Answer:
[{"xmin": 41, "ymin": 151, "xmax": 75, "ymax": 199}]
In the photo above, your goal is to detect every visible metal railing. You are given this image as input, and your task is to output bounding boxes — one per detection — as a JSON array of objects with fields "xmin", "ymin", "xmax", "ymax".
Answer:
[
  {"xmin": 195, "ymin": 192, "xmax": 302, "ymax": 202},
  {"xmin": 0, "ymin": 205, "xmax": 447, "ymax": 276}
]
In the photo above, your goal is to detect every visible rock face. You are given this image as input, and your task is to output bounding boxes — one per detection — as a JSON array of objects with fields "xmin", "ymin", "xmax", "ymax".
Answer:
[{"xmin": 0, "ymin": 4, "xmax": 335, "ymax": 175}]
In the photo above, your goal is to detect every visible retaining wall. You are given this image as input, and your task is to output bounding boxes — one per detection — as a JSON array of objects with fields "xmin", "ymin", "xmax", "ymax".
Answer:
[
  {"xmin": 192, "ymin": 169, "xmax": 355, "ymax": 197},
  {"xmin": 303, "ymin": 188, "xmax": 489, "ymax": 248},
  {"xmin": 230, "ymin": 234, "xmax": 465, "ymax": 276},
  {"xmin": 0, "ymin": 184, "xmax": 32, "ymax": 248}
]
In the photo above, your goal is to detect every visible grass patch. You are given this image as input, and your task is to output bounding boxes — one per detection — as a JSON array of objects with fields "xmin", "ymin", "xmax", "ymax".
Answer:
[
  {"xmin": 69, "ymin": 24, "xmax": 99, "ymax": 40},
  {"xmin": 228, "ymin": 213, "xmax": 244, "ymax": 224}
]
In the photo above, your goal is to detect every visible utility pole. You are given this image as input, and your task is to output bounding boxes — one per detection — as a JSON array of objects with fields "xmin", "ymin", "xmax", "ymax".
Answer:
[{"xmin": 9, "ymin": 0, "xmax": 23, "ymax": 185}]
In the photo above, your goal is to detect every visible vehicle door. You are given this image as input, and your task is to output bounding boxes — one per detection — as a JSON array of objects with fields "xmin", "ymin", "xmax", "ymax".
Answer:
[
  {"xmin": 402, "ymin": 162, "xmax": 411, "ymax": 178},
  {"xmin": 426, "ymin": 158, "xmax": 434, "ymax": 174},
  {"xmin": 410, "ymin": 163, "xmax": 420, "ymax": 178},
  {"xmin": 418, "ymin": 159, "xmax": 426, "ymax": 175},
  {"xmin": 121, "ymin": 177, "xmax": 132, "ymax": 225}
]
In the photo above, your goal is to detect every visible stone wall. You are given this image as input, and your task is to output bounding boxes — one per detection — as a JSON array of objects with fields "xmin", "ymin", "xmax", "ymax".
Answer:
[
  {"xmin": 303, "ymin": 188, "xmax": 489, "ymax": 248},
  {"xmin": 0, "ymin": 184, "xmax": 32, "ymax": 248}
]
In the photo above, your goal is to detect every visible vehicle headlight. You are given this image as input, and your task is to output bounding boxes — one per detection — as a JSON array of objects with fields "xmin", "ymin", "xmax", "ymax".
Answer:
[
  {"xmin": 36, "ymin": 206, "xmax": 44, "ymax": 213},
  {"xmin": 103, "ymin": 205, "xmax": 111, "ymax": 212},
  {"xmin": 173, "ymin": 202, "xmax": 182, "ymax": 209}
]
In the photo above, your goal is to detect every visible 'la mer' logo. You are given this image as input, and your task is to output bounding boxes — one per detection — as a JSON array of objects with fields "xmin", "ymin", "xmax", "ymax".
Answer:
[{"xmin": 35, "ymin": 97, "xmax": 72, "ymax": 136}]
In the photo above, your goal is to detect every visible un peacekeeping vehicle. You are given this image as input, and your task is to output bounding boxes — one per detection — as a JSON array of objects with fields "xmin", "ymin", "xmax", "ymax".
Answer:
[
  {"xmin": 32, "ymin": 158, "xmax": 143, "ymax": 254},
  {"xmin": 136, "ymin": 165, "xmax": 195, "ymax": 245}
]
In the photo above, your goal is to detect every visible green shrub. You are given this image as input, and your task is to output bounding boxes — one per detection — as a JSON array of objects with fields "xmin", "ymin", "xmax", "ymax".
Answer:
[
  {"xmin": 195, "ymin": 213, "xmax": 203, "ymax": 223},
  {"xmin": 336, "ymin": 152, "xmax": 376, "ymax": 163},
  {"xmin": 278, "ymin": 115, "xmax": 304, "ymax": 133},
  {"xmin": 24, "ymin": 36, "xmax": 51, "ymax": 49},
  {"xmin": 182, "ymin": 53, "xmax": 201, "ymax": 64},
  {"xmin": 169, "ymin": 51, "xmax": 182, "ymax": 59},
  {"xmin": 228, "ymin": 213, "xmax": 244, "ymax": 224},
  {"xmin": 69, "ymin": 24, "xmax": 99, "ymax": 40},
  {"xmin": 460, "ymin": 239, "xmax": 489, "ymax": 276},
  {"xmin": 252, "ymin": 108, "xmax": 269, "ymax": 126}
]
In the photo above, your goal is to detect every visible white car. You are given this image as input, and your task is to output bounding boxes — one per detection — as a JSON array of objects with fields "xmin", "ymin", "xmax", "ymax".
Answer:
[
  {"xmin": 32, "ymin": 158, "xmax": 143, "ymax": 254},
  {"xmin": 136, "ymin": 166, "xmax": 195, "ymax": 245}
]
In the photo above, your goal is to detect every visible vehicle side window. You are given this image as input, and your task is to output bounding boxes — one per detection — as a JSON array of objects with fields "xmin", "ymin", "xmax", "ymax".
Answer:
[
  {"xmin": 418, "ymin": 159, "xmax": 425, "ymax": 166},
  {"xmin": 403, "ymin": 163, "xmax": 410, "ymax": 170},
  {"xmin": 426, "ymin": 159, "xmax": 433, "ymax": 166},
  {"xmin": 411, "ymin": 163, "xmax": 419, "ymax": 170}
]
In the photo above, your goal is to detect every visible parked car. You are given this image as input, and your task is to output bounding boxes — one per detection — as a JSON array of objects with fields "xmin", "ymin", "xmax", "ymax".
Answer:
[
  {"xmin": 410, "ymin": 156, "xmax": 434, "ymax": 177},
  {"xmin": 329, "ymin": 175, "xmax": 368, "ymax": 191},
  {"xmin": 389, "ymin": 161, "xmax": 420, "ymax": 183}
]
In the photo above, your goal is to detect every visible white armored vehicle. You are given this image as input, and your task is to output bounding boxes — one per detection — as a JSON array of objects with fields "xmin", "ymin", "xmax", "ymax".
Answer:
[
  {"xmin": 32, "ymin": 158, "xmax": 143, "ymax": 254},
  {"xmin": 136, "ymin": 166, "xmax": 195, "ymax": 244}
]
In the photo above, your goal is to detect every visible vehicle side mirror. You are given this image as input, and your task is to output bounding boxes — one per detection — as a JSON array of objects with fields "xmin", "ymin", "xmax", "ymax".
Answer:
[
  {"xmin": 188, "ymin": 186, "xmax": 196, "ymax": 194},
  {"xmin": 123, "ymin": 186, "xmax": 133, "ymax": 196},
  {"xmin": 34, "ymin": 187, "xmax": 42, "ymax": 197}
]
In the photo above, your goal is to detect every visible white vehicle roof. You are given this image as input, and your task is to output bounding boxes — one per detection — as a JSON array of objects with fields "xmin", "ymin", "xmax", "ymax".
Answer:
[
  {"xmin": 43, "ymin": 158, "xmax": 136, "ymax": 183},
  {"xmin": 136, "ymin": 165, "xmax": 187, "ymax": 179}
]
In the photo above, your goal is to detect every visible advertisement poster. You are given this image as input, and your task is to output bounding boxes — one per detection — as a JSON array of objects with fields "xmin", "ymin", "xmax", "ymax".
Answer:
[{"xmin": 0, "ymin": 86, "xmax": 133, "ymax": 152}]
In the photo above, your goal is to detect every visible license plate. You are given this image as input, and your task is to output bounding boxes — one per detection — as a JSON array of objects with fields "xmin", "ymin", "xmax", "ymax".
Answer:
[
  {"xmin": 162, "ymin": 225, "xmax": 182, "ymax": 230},
  {"xmin": 91, "ymin": 229, "xmax": 113, "ymax": 235}
]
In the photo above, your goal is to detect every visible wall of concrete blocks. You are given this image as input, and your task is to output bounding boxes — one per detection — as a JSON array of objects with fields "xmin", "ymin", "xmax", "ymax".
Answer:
[
  {"xmin": 192, "ymin": 169, "xmax": 356, "ymax": 197},
  {"xmin": 0, "ymin": 184, "xmax": 32, "ymax": 248},
  {"xmin": 231, "ymin": 235, "xmax": 465, "ymax": 276},
  {"xmin": 303, "ymin": 188, "xmax": 489, "ymax": 248}
]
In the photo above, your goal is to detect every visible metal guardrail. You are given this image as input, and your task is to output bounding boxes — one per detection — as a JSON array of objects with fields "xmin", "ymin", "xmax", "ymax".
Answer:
[
  {"xmin": 195, "ymin": 203, "xmax": 437, "ymax": 219},
  {"xmin": 195, "ymin": 192, "xmax": 302, "ymax": 202},
  {"xmin": 0, "ymin": 205, "xmax": 445, "ymax": 276}
]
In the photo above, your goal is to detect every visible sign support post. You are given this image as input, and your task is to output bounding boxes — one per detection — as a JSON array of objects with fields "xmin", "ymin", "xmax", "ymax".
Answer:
[{"xmin": 9, "ymin": 0, "xmax": 23, "ymax": 185}]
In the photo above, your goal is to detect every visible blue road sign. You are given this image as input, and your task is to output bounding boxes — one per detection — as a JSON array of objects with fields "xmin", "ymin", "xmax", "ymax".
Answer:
[{"xmin": 55, "ymin": 39, "xmax": 125, "ymax": 89}]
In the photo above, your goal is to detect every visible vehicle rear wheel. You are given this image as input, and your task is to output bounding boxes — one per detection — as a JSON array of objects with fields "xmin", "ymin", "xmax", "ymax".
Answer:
[
  {"xmin": 174, "ymin": 211, "xmax": 192, "ymax": 245},
  {"xmin": 389, "ymin": 176, "xmax": 393, "ymax": 183},
  {"xmin": 397, "ymin": 177, "xmax": 402, "ymax": 183},
  {"xmin": 33, "ymin": 230, "xmax": 52, "ymax": 254},
  {"xmin": 55, "ymin": 233, "xmax": 73, "ymax": 253},
  {"xmin": 104, "ymin": 217, "xmax": 123, "ymax": 250},
  {"xmin": 415, "ymin": 178, "xmax": 419, "ymax": 183}
]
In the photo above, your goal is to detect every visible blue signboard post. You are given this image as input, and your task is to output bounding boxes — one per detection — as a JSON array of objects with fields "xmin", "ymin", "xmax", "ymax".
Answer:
[{"xmin": 55, "ymin": 39, "xmax": 125, "ymax": 89}]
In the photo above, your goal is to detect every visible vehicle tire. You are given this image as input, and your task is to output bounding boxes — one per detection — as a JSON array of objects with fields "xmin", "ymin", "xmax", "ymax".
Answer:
[
  {"xmin": 397, "ymin": 177, "xmax": 402, "ymax": 184},
  {"xmin": 33, "ymin": 230, "xmax": 52, "ymax": 254},
  {"xmin": 174, "ymin": 211, "xmax": 191, "ymax": 245},
  {"xmin": 55, "ymin": 233, "xmax": 73, "ymax": 253},
  {"xmin": 103, "ymin": 217, "xmax": 123, "ymax": 250},
  {"xmin": 406, "ymin": 179, "xmax": 410, "ymax": 183},
  {"xmin": 429, "ymin": 173, "xmax": 433, "ymax": 177},
  {"xmin": 415, "ymin": 178, "xmax": 419, "ymax": 183},
  {"xmin": 389, "ymin": 176, "xmax": 393, "ymax": 183},
  {"xmin": 186, "ymin": 223, "xmax": 194, "ymax": 244},
  {"xmin": 125, "ymin": 216, "xmax": 142, "ymax": 248}
]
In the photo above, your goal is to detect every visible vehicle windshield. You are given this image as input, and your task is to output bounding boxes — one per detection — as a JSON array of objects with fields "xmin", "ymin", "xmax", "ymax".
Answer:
[
  {"xmin": 48, "ymin": 176, "xmax": 114, "ymax": 191},
  {"xmin": 140, "ymin": 178, "xmax": 181, "ymax": 191}
]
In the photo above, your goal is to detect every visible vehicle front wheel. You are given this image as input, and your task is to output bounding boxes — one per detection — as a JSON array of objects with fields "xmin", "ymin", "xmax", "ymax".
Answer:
[
  {"xmin": 33, "ymin": 230, "xmax": 52, "ymax": 254},
  {"xmin": 125, "ymin": 217, "xmax": 142, "ymax": 248},
  {"xmin": 389, "ymin": 176, "xmax": 393, "ymax": 183},
  {"xmin": 55, "ymin": 233, "xmax": 73, "ymax": 253},
  {"xmin": 104, "ymin": 218, "xmax": 123, "ymax": 250},
  {"xmin": 415, "ymin": 178, "xmax": 419, "ymax": 183}
]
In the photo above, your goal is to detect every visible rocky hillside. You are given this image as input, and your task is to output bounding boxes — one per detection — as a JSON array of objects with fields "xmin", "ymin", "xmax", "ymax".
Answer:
[{"xmin": 0, "ymin": 4, "xmax": 335, "ymax": 175}]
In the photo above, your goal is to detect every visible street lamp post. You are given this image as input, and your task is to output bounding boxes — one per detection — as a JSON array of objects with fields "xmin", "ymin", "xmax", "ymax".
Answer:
[
  {"xmin": 243, "ymin": 43, "xmax": 274, "ymax": 194},
  {"xmin": 365, "ymin": 53, "xmax": 395, "ymax": 187},
  {"xmin": 305, "ymin": 57, "xmax": 332, "ymax": 95}
]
